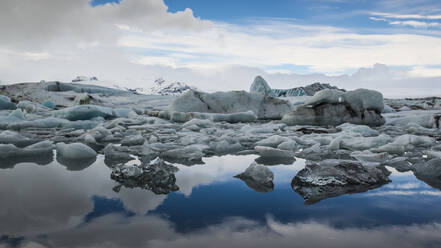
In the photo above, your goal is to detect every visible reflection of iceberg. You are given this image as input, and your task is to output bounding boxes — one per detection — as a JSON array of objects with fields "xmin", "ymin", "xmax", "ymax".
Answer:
[
  {"xmin": 292, "ymin": 159, "xmax": 391, "ymax": 204},
  {"xmin": 111, "ymin": 158, "xmax": 179, "ymax": 194},
  {"xmin": 234, "ymin": 162, "xmax": 274, "ymax": 193},
  {"xmin": 0, "ymin": 141, "xmax": 54, "ymax": 169},
  {"xmin": 57, "ymin": 156, "xmax": 97, "ymax": 171},
  {"xmin": 0, "ymin": 151, "xmax": 54, "ymax": 169}
]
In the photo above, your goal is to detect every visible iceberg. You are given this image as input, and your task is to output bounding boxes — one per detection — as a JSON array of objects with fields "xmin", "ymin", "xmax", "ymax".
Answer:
[
  {"xmin": 53, "ymin": 105, "xmax": 114, "ymax": 121},
  {"xmin": 111, "ymin": 158, "xmax": 179, "ymax": 194},
  {"xmin": 0, "ymin": 95, "xmax": 16, "ymax": 110},
  {"xmin": 167, "ymin": 90, "xmax": 292, "ymax": 120},
  {"xmin": 234, "ymin": 162, "xmax": 274, "ymax": 192},
  {"xmin": 282, "ymin": 88, "xmax": 385, "ymax": 127},
  {"xmin": 292, "ymin": 159, "xmax": 391, "ymax": 204}
]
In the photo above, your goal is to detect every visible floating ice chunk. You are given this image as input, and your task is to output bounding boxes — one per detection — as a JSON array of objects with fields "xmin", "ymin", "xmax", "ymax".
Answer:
[
  {"xmin": 42, "ymin": 100, "xmax": 56, "ymax": 109},
  {"xmin": 350, "ymin": 150, "xmax": 389, "ymax": 166},
  {"xmin": 382, "ymin": 104, "xmax": 395, "ymax": 113},
  {"xmin": 53, "ymin": 105, "xmax": 114, "ymax": 121},
  {"xmin": 331, "ymin": 134, "xmax": 392, "ymax": 151},
  {"xmin": 372, "ymin": 134, "xmax": 434, "ymax": 155},
  {"xmin": 17, "ymin": 101, "xmax": 36, "ymax": 113},
  {"xmin": 343, "ymin": 89, "xmax": 384, "ymax": 113},
  {"xmin": 179, "ymin": 132, "xmax": 210, "ymax": 146},
  {"xmin": 104, "ymin": 144, "xmax": 134, "ymax": 167},
  {"xmin": 121, "ymin": 134, "xmax": 145, "ymax": 146},
  {"xmin": 73, "ymin": 93, "xmax": 99, "ymax": 105},
  {"xmin": 7, "ymin": 117, "xmax": 99, "ymax": 130},
  {"xmin": 210, "ymin": 139, "xmax": 244, "ymax": 154},
  {"xmin": 56, "ymin": 142, "xmax": 97, "ymax": 160},
  {"xmin": 234, "ymin": 162, "xmax": 274, "ymax": 192},
  {"xmin": 337, "ymin": 123, "xmax": 379, "ymax": 137},
  {"xmin": 8, "ymin": 109, "xmax": 25, "ymax": 120},
  {"xmin": 161, "ymin": 144, "xmax": 209, "ymax": 163},
  {"xmin": 305, "ymin": 89, "xmax": 344, "ymax": 106},
  {"xmin": 302, "ymin": 143, "xmax": 321, "ymax": 154},
  {"xmin": 399, "ymin": 106, "xmax": 412, "ymax": 112},
  {"xmin": 0, "ymin": 95, "xmax": 16, "ymax": 110},
  {"xmin": 424, "ymin": 150, "xmax": 441, "ymax": 159},
  {"xmin": 163, "ymin": 110, "xmax": 258, "ymax": 123},
  {"xmin": 0, "ymin": 109, "xmax": 27, "ymax": 129},
  {"xmin": 255, "ymin": 135, "xmax": 289, "ymax": 148},
  {"xmin": 183, "ymin": 118, "xmax": 213, "ymax": 130},
  {"xmin": 113, "ymin": 108, "xmax": 134, "ymax": 118},
  {"xmin": 384, "ymin": 157, "xmax": 412, "ymax": 172},
  {"xmin": 406, "ymin": 122, "xmax": 439, "ymax": 136},
  {"xmin": 277, "ymin": 140, "xmax": 298, "ymax": 151},
  {"xmin": 255, "ymin": 145, "xmax": 294, "ymax": 158},
  {"xmin": 384, "ymin": 110, "xmax": 441, "ymax": 128},
  {"xmin": 0, "ymin": 130, "xmax": 35, "ymax": 147},
  {"xmin": 412, "ymin": 158, "xmax": 441, "ymax": 190}
]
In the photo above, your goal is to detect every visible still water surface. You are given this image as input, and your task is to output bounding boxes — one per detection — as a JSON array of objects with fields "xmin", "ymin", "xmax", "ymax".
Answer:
[{"xmin": 1, "ymin": 155, "xmax": 441, "ymax": 248}]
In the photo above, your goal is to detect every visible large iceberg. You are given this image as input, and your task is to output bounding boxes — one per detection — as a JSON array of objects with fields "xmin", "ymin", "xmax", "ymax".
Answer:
[
  {"xmin": 166, "ymin": 90, "xmax": 293, "ymax": 120},
  {"xmin": 282, "ymin": 88, "xmax": 385, "ymax": 127}
]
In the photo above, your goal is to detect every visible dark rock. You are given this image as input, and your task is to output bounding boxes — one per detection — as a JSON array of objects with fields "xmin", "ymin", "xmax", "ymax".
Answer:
[
  {"xmin": 292, "ymin": 159, "xmax": 391, "ymax": 204},
  {"xmin": 111, "ymin": 158, "xmax": 179, "ymax": 194}
]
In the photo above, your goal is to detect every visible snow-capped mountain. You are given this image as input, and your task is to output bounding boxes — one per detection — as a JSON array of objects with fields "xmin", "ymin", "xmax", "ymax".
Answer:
[{"xmin": 128, "ymin": 78, "xmax": 197, "ymax": 96}]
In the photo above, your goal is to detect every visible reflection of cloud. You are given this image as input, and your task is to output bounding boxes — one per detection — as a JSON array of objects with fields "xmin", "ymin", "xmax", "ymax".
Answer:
[
  {"xmin": 384, "ymin": 182, "xmax": 426, "ymax": 189},
  {"xmin": 174, "ymin": 155, "xmax": 304, "ymax": 196},
  {"xmin": 364, "ymin": 190, "xmax": 441, "ymax": 197},
  {"xmin": 174, "ymin": 155, "xmax": 258, "ymax": 196},
  {"xmin": 22, "ymin": 215, "xmax": 441, "ymax": 248},
  {"xmin": 117, "ymin": 188, "xmax": 166, "ymax": 215},
  {"xmin": 0, "ymin": 156, "xmax": 166, "ymax": 236}
]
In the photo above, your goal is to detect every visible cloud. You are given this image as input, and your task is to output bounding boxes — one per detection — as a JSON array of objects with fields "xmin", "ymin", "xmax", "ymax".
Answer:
[
  {"xmin": 1, "ymin": 0, "xmax": 441, "ymax": 96},
  {"xmin": 370, "ymin": 12, "xmax": 441, "ymax": 20},
  {"xmin": 0, "ymin": 0, "xmax": 209, "ymax": 51}
]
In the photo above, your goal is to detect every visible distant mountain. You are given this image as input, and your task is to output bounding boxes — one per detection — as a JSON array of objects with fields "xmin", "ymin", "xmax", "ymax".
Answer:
[
  {"xmin": 126, "ymin": 78, "xmax": 197, "ymax": 96},
  {"xmin": 272, "ymin": 82, "xmax": 343, "ymax": 97},
  {"xmin": 72, "ymin": 76, "xmax": 98, "ymax": 82},
  {"xmin": 250, "ymin": 76, "xmax": 344, "ymax": 97}
]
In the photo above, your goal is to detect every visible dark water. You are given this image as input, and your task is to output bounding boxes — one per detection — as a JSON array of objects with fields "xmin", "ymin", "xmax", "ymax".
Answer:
[{"xmin": 1, "ymin": 155, "xmax": 441, "ymax": 248}]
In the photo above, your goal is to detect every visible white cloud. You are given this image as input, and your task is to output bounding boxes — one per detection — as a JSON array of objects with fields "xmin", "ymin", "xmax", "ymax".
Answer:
[
  {"xmin": 370, "ymin": 12, "xmax": 441, "ymax": 20},
  {"xmin": 1, "ymin": 0, "xmax": 441, "ymax": 96},
  {"xmin": 409, "ymin": 66, "xmax": 441, "ymax": 77}
]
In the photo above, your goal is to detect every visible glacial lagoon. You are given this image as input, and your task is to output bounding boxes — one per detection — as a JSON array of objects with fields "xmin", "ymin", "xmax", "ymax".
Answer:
[{"xmin": 1, "ymin": 154, "xmax": 441, "ymax": 248}]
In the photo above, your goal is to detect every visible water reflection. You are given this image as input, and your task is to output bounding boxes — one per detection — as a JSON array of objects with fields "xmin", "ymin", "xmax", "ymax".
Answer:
[
  {"xmin": 0, "ymin": 151, "xmax": 53, "ymax": 169},
  {"xmin": 0, "ymin": 155, "xmax": 441, "ymax": 247},
  {"xmin": 57, "ymin": 156, "xmax": 97, "ymax": 171}
]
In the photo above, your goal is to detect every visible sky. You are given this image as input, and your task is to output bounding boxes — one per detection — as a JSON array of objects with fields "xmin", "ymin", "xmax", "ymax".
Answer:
[{"xmin": 1, "ymin": 0, "xmax": 441, "ymax": 97}]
